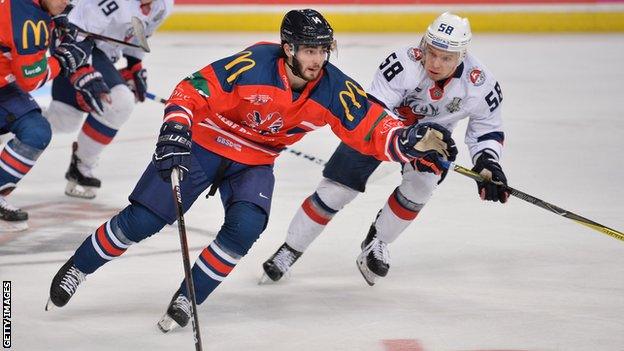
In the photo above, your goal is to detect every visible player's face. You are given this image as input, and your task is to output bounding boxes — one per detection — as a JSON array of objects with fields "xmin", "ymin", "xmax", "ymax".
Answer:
[
  {"xmin": 424, "ymin": 45, "xmax": 460, "ymax": 81},
  {"xmin": 42, "ymin": 0, "xmax": 69, "ymax": 16},
  {"xmin": 293, "ymin": 45, "xmax": 329, "ymax": 81}
]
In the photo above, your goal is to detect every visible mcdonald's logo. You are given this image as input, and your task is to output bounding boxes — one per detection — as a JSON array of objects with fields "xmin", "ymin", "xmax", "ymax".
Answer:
[{"xmin": 22, "ymin": 20, "xmax": 49, "ymax": 50}]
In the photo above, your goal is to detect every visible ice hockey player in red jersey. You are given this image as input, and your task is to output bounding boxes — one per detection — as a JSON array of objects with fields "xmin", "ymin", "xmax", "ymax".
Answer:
[
  {"xmin": 0, "ymin": 0, "xmax": 108, "ymax": 231},
  {"xmin": 46, "ymin": 9, "xmax": 457, "ymax": 331}
]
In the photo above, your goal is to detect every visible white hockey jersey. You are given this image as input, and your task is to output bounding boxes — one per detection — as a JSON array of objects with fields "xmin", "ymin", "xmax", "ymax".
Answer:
[
  {"xmin": 68, "ymin": 0, "xmax": 173, "ymax": 62},
  {"xmin": 369, "ymin": 46, "xmax": 505, "ymax": 163}
]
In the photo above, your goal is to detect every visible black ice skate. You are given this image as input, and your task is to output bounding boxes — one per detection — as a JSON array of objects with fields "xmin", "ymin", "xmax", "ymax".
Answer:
[
  {"xmin": 46, "ymin": 256, "xmax": 86, "ymax": 310},
  {"xmin": 65, "ymin": 142, "xmax": 101, "ymax": 199},
  {"xmin": 259, "ymin": 243, "xmax": 303, "ymax": 284},
  {"xmin": 0, "ymin": 196, "xmax": 28, "ymax": 232},
  {"xmin": 356, "ymin": 223, "xmax": 390, "ymax": 286},
  {"xmin": 157, "ymin": 291, "xmax": 192, "ymax": 333}
]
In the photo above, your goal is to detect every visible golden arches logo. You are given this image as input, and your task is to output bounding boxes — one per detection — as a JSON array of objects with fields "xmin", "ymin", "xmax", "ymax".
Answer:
[
  {"xmin": 22, "ymin": 20, "xmax": 49, "ymax": 50},
  {"xmin": 224, "ymin": 51, "xmax": 256, "ymax": 84},
  {"xmin": 339, "ymin": 81, "xmax": 367, "ymax": 122}
]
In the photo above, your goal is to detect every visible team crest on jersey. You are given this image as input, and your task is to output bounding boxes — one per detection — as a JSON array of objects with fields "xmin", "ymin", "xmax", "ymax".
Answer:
[
  {"xmin": 469, "ymin": 67, "xmax": 486, "ymax": 86},
  {"xmin": 244, "ymin": 110, "xmax": 284, "ymax": 135},
  {"xmin": 407, "ymin": 47, "xmax": 423, "ymax": 62},
  {"xmin": 429, "ymin": 86, "xmax": 444, "ymax": 101},
  {"xmin": 244, "ymin": 94, "xmax": 273, "ymax": 105},
  {"xmin": 446, "ymin": 97, "xmax": 462, "ymax": 113}
]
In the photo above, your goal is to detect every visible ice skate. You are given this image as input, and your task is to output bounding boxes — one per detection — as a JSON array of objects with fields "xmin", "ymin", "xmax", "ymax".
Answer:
[
  {"xmin": 0, "ymin": 196, "xmax": 28, "ymax": 232},
  {"xmin": 65, "ymin": 142, "xmax": 101, "ymax": 199},
  {"xmin": 259, "ymin": 243, "xmax": 302, "ymax": 284},
  {"xmin": 157, "ymin": 292, "xmax": 192, "ymax": 333},
  {"xmin": 356, "ymin": 224, "xmax": 390, "ymax": 286},
  {"xmin": 46, "ymin": 256, "xmax": 86, "ymax": 310}
]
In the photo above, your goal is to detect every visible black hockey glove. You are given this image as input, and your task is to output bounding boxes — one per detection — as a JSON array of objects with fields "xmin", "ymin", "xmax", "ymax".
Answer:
[
  {"xmin": 70, "ymin": 66, "xmax": 110, "ymax": 115},
  {"xmin": 153, "ymin": 121, "xmax": 192, "ymax": 182},
  {"xmin": 399, "ymin": 122, "xmax": 457, "ymax": 175},
  {"xmin": 120, "ymin": 56, "xmax": 147, "ymax": 102},
  {"xmin": 51, "ymin": 5, "xmax": 77, "ymax": 40},
  {"xmin": 53, "ymin": 38, "xmax": 95, "ymax": 76},
  {"xmin": 471, "ymin": 152, "xmax": 509, "ymax": 203}
]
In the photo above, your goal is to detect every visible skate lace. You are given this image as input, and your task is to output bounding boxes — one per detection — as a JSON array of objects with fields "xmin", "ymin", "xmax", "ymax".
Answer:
[
  {"xmin": 0, "ymin": 197, "xmax": 19, "ymax": 213},
  {"xmin": 172, "ymin": 295, "xmax": 192, "ymax": 318},
  {"xmin": 60, "ymin": 266, "xmax": 86, "ymax": 296},
  {"xmin": 273, "ymin": 246, "xmax": 298, "ymax": 273},
  {"xmin": 370, "ymin": 239, "xmax": 390, "ymax": 264}
]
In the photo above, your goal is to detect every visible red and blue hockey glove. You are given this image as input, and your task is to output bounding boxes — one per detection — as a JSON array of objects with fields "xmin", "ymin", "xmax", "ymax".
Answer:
[
  {"xmin": 153, "ymin": 121, "xmax": 192, "ymax": 182},
  {"xmin": 399, "ymin": 122, "xmax": 457, "ymax": 175},
  {"xmin": 70, "ymin": 66, "xmax": 110, "ymax": 115},
  {"xmin": 471, "ymin": 152, "xmax": 509, "ymax": 203},
  {"xmin": 119, "ymin": 56, "xmax": 147, "ymax": 102}
]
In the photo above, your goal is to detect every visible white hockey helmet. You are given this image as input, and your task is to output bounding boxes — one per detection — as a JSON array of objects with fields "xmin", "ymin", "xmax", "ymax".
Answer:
[{"xmin": 423, "ymin": 12, "xmax": 472, "ymax": 62}]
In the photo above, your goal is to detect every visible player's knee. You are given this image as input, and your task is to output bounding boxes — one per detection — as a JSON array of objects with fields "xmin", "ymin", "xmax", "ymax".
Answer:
[
  {"xmin": 43, "ymin": 101, "xmax": 85, "ymax": 133},
  {"xmin": 115, "ymin": 202, "xmax": 168, "ymax": 243},
  {"xmin": 14, "ymin": 114, "xmax": 52, "ymax": 150},
  {"xmin": 399, "ymin": 172, "xmax": 438, "ymax": 204},
  {"xmin": 99, "ymin": 85, "xmax": 135, "ymax": 128},
  {"xmin": 315, "ymin": 178, "xmax": 359, "ymax": 211},
  {"xmin": 216, "ymin": 201, "xmax": 267, "ymax": 257}
]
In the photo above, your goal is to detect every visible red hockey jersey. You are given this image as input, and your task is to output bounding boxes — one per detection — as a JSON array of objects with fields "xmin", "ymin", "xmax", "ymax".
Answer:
[
  {"xmin": 164, "ymin": 43, "xmax": 410, "ymax": 165},
  {"xmin": 0, "ymin": 0, "xmax": 61, "ymax": 91}
]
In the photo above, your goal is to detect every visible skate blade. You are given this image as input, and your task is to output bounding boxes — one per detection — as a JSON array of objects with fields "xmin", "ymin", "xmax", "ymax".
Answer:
[
  {"xmin": 45, "ymin": 298, "xmax": 55, "ymax": 311},
  {"xmin": 0, "ymin": 219, "xmax": 28, "ymax": 232},
  {"xmin": 356, "ymin": 257, "xmax": 377, "ymax": 286},
  {"xmin": 65, "ymin": 181, "xmax": 97, "ymax": 199},
  {"xmin": 258, "ymin": 273, "xmax": 275, "ymax": 285},
  {"xmin": 157, "ymin": 314, "xmax": 181, "ymax": 333}
]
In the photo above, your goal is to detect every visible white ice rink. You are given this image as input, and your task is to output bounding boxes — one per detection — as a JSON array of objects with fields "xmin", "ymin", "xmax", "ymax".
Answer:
[{"xmin": 1, "ymin": 32, "xmax": 623, "ymax": 351}]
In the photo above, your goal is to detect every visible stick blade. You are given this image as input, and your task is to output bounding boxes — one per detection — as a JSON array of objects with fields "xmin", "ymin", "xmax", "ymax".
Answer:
[{"xmin": 131, "ymin": 16, "xmax": 150, "ymax": 52}]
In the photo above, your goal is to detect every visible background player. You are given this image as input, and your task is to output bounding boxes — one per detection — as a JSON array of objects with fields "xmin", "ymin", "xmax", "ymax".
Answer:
[
  {"xmin": 262, "ymin": 12, "xmax": 510, "ymax": 286},
  {"xmin": 0, "ymin": 0, "xmax": 106, "ymax": 231},
  {"xmin": 44, "ymin": 0, "xmax": 173, "ymax": 199}
]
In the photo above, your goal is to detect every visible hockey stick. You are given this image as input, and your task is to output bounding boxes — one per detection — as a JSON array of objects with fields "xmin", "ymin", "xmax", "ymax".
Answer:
[
  {"xmin": 441, "ymin": 160, "xmax": 624, "ymax": 243},
  {"xmin": 70, "ymin": 17, "xmax": 150, "ymax": 52},
  {"xmin": 170, "ymin": 168, "xmax": 203, "ymax": 351},
  {"xmin": 145, "ymin": 92, "xmax": 329, "ymax": 165}
]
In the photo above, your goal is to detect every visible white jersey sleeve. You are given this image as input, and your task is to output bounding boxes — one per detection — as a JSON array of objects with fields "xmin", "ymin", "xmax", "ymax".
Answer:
[{"xmin": 461, "ymin": 61, "xmax": 505, "ymax": 163}]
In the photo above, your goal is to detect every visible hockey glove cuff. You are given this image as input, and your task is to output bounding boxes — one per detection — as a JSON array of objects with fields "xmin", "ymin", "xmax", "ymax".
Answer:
[{"xmin": 120, "ymin": 56, "xmax": 147, "ymax": 102}]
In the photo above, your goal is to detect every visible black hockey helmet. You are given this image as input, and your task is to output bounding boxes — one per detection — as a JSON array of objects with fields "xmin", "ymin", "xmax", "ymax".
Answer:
[{"xmin": 280, "ymin": 9, "xmax": 334, "ymax": 48}]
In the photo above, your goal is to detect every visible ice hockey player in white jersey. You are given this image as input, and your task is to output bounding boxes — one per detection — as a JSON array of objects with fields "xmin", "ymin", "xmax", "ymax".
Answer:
[
  {"xmin": 261, "ymin": 12, "xmax": 510, "ymax": 286},
  {"xmin": 43, "ymin": 0, "xmax": 173, "ymax": 199}
]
